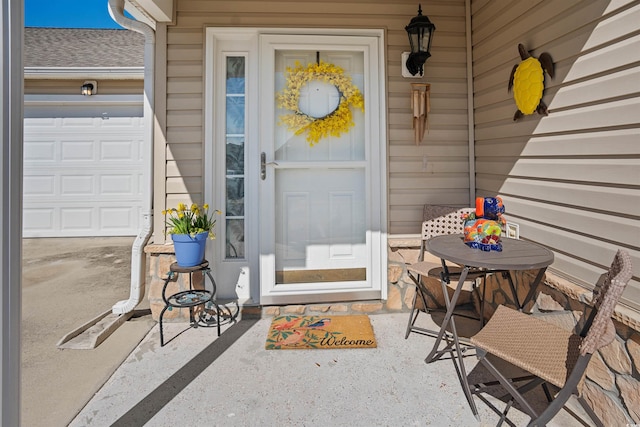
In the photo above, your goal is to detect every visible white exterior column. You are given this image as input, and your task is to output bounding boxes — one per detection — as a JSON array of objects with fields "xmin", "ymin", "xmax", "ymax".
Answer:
[{"xmin": 1, "ymin": 0, "xmax": 23, "ymax": 424}]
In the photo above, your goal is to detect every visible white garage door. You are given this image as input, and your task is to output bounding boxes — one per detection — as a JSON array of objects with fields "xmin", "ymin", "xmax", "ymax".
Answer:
[{"xmin": 23, "ymin": 96, "xmax": 145, "ymax": 237}]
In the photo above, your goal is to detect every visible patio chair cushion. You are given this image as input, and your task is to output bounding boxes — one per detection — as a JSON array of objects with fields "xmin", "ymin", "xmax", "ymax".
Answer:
[{"xmin": 470, "ymin": 304, "xmax": 581, "ymax": 389}]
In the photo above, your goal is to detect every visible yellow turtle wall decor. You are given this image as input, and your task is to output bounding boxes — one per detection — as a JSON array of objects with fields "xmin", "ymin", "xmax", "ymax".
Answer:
[{"xmin": 508, "ymin": 44, "xmax": 554, "ymax": 121}]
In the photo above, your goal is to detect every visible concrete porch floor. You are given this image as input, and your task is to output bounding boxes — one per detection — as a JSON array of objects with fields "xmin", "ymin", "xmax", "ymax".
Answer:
[
  {"xmin": 69, "ymin": 311, "xmax": 590, "ymax": 427},
  {"xmin": 22, "ymin": 237, "xmax": 592, "ymax": 427}
]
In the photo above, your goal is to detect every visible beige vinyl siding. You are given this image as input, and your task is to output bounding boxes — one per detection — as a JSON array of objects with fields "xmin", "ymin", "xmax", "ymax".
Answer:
[
  {"xmin": 158, "ymin": 0, "xmax": 471, "ymax": 240},
  {"xmin": 24, "ymin": 79, "xmax": 143, "ymax": 95},
  {"xmin": 470, "ymin": 0, "xmax": 640, "ymax": 308},
  {"xmin": 163, "ymin": 27, "xmax": 205, "ymax": 217}
]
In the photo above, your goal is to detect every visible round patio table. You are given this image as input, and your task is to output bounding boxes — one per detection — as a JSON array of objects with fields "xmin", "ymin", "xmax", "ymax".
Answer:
[
  {"xmin": 423, "ymin": 234, "xmax": 554, "ymax": 419},
  {"xmin": 426, "ymin": 234, "xmax": 554, "ymax": 271}
]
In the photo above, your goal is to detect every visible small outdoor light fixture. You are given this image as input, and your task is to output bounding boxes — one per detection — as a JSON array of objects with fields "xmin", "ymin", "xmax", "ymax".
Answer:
[
  {"xmin": 405, "ymin": 4, "xmax": 436, "ymax": 76},
  {"xmin": 81, "ymin": 81, "xmax": 97, "ymax": 96}
]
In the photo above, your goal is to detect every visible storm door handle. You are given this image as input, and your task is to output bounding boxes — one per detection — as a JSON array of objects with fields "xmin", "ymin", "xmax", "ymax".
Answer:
[{"xmin": 260, "ymin": 152, "xmax": 278, "ymax": 180}]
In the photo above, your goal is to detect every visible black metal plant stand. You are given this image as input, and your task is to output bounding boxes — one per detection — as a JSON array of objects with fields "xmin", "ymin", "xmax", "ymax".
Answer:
[{"xmin": 159, "ymin": 260, "xmax": 225, "ymax": 346}]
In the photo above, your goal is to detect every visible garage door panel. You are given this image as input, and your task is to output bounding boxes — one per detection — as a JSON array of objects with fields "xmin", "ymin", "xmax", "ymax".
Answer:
[
  {"xmin": 100, "ymin": 174, "xmax": 136, "ymax": 195},
  {"xmin": 25, "ymin": 105, "xmax": 143, "ymax": 119},
  {"xmin": 24, "ymin": 139, "xmax": 143, "ymax": 165},
  {"xmin": 23, "ymin": 208, "xmax": 55, "ymax": 231},
  {"xmin": 61, "ymin": 208, "xmax": 94, "ymax": 230},
  {"xmin": 61, "ymin": 175, "xmax": 94, "ymax": 195},
  {"xmin": 100, "ymin": 207, "xmax": 139, "ymax": 230},
  {"xmin": 100, "ymin": 117, "xmax": 143, "ymax": 127},
  {"xmin": 61, "ymin": 141, "xmax": 95, "ymax": 161},
  {"xmin": 24, "ymin": 203, "xmax": 141, "ymax": 237},
  {"xmin": 23, "ymin": 175, "xmax": 55, "ymax": 195},
  {"xmin": 62, "ymin": 118, "xmax": 100, "ymax": 128},
  {"xmin": 24, "ymin": 140, "xmax": 56, "ymax": 161},
  {"xmin": 23, "ymin": 117, "xmax": 56, "ymax": 127},
  {"xmin": 101, "ymin": 140, "xmax": 140, "ymax": 161},
  {"xmin": 25, "ymin": 171, "xmax": 142, "ymax": 197},
  {"xmin": 23, "ymin": 100, "xmax": 144, "ymax": 237}
]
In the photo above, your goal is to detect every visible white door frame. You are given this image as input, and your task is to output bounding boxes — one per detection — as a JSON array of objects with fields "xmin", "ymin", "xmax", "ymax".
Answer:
[
  {"xmin": 204, "ymin": 27, "xmax": 387, "ymax": 305},
  {"xmin": 204, "ymin": 29, "xmax": 260, "ymax": 303}
]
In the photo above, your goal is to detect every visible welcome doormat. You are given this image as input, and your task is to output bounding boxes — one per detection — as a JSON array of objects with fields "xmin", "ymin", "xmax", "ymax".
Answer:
[{"xmin": 265, "ymin": 315, "xmax": 377, "ymax": 350}]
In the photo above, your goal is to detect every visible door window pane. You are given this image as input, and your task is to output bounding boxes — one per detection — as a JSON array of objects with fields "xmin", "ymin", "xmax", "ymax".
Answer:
[
  {"xmin": 226, "ymin": 177, "xmax": 244, "ymax": 216},
  {"xmin": 225, "ymin": 56, "xmax": 245, "ymax": 259},
  {"xmin": 226, "ymin": 57, "xmax": 245, "ymax": 94},
  {"xmin": 274, "ymin": 50, "xmax": 365, "ymax": 163},
  {"xmin": 226, "ymin": 136, "xmax": 244, "ymax": 174},
  {"xmin": 226, "ymin": 96, "xmax": 245, "ymax": 135},
  {"xmin": 226, "ymin": 219, "xmax": 245, "ymax": 259}
]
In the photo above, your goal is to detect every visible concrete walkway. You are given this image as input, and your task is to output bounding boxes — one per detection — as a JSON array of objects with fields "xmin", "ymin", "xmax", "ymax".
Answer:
[{"xmin": 69, "ymin": 312, "xmax": 589, "ymax": 427}]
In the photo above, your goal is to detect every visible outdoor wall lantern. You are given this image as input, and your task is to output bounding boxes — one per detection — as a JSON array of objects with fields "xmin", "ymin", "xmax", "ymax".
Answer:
[
  {"xmin": 404, "ymin": 4, "xmax": 436, "ymax": 77},
  {"xmin": 81, "ymin": 81, "xmax": 97, "ymax": 96}
]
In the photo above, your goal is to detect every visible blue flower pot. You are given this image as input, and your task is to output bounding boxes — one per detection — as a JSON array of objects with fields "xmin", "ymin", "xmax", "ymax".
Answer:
[{"xmin": 172, "ymin": 232, "xmax": 208, "ymax": 267}]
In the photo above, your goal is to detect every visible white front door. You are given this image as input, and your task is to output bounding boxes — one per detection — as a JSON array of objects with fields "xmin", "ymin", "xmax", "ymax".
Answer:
[
  {"xmin": 205, "ymin": 29, "xmax": 386, "ymax": 304},
  {"xmin": 259, "ymin": 34, "xmax": 386, "ymax": 304}
]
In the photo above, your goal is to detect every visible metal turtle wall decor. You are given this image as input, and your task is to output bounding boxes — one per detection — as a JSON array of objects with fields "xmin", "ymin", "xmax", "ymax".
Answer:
[{"xmin": 508, "ymin": 43, "xmax": 554, "ymax": 121}]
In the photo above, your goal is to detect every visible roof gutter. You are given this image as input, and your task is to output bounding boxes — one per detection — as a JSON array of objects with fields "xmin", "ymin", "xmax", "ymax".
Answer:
[{"xmin": 108, "ymin": 0, "xmax": 156, "ymax": 315}]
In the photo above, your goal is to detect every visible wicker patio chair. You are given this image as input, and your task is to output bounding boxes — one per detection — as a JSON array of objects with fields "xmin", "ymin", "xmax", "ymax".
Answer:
[
  {"xmin": 405, "ymin": 205, "xmax": 485, "ymax": 339},
  {"xmin": 469, "ymin": 249, "xmax": 633, "ymax": 427}
]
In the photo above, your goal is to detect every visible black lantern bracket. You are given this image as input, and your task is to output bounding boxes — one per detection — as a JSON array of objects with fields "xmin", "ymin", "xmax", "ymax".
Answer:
[{"xmin": 403, "ymin": 4, "xmax": 436, "ymax": 78}]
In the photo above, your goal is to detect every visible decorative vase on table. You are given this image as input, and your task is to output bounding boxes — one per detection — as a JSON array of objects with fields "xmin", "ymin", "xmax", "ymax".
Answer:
[{"xmin": 172, "ymin": 232, "xmax": 208, "ymax": 267}]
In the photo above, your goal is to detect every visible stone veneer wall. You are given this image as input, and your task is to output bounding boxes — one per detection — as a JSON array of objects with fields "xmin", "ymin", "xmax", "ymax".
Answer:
[
  {"xmin": 145, "ymin": 244, "xmax": 208, "ymax": 322},
  {"xmin": 144, "ymin": 244, "xmax": 397, "ymax": 322},
  {"xmin": 145, "ymin": 242, "xmax": 639, "ymax": 424}
]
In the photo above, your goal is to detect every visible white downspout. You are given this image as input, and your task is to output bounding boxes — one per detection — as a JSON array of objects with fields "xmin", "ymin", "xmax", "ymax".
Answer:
[{"xmin": 108, "ymin": 0, "xmax": 156, "ymax": 314}]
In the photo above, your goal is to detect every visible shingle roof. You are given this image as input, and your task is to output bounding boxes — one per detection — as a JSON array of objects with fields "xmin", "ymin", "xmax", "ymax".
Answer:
[{"xmin": 25, "ymin": 28, "xmax": 144, "ymax": 68}]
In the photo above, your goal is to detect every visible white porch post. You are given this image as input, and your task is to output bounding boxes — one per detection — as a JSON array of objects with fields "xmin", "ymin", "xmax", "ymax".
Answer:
[{"xmin": 1, "ymin": 0, "xmax": 23, "ymax": 424}]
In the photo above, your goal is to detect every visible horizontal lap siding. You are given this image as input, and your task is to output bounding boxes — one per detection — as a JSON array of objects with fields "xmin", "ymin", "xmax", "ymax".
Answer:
[
  {"xmin": 25, "ymin": 79, "xmax": 143, "ymax": 95},
  {"xmin": 387, "ymin": 2, "xmax": 470, "ymax": 233},
  {"xmin": 164, "ymin": 25, "xmax": 204, "ymax": 211},
  {"xmin": 163, "ymin": 0, "xmax": 470, "ymax": 237},
  {"xmin": 471, "ymin": 0, "xmax": 640, "ymax": 308}
]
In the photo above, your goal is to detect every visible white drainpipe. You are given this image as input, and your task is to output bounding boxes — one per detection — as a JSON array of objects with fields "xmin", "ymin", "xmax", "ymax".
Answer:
[{"xmin": 108, "ymin": 0, "xmax": 156, "ymax": 314}]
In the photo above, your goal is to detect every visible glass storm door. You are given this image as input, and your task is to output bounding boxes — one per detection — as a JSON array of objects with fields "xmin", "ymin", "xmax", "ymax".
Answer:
[{"xmin": 259, "ymin": 35, "xmax": 384, "ymax": 304}]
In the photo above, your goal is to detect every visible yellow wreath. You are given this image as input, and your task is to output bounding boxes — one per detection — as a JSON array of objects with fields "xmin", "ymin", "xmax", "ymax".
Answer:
[{"xmin": 276, "ymin": 61, "xmax": 364, "ymax": 146}]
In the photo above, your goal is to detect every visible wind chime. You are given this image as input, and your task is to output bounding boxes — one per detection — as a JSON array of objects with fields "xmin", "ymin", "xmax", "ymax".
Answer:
[{"xmin": 411, "ymin": 83, "xmax": 430, "ymax": 145}]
